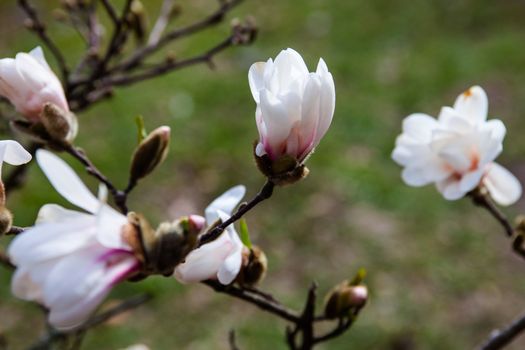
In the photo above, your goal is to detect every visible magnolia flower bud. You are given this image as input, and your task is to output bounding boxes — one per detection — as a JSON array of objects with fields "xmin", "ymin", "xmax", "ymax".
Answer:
[
  {"xmin": 248, "ymin": 48, "xmax": 335, "ymax": 183},
  {"xmin": 40, "ymin": 102, "xmax": 78, "ymax": 144},
  {"xmin": 236, "ymin": 245, "xmax": 268, "ymax": 286},
  {"xmin": 0, "ymin": 207, "xmax": 13, "ymax": 236},
  {"xmin": 127, "ymin": 212, "xmax": 202, "ymax": 277},
  {"xmin": 0, "ymin": 47, "xmax": 69, "ymax": 122},
  {"xmin": 130, "ymin": 126, "xmax": 170, "ymax": 183},
  {"xmin": 324, "ymin": 282, "xmax": 368, "ymax": 319}
]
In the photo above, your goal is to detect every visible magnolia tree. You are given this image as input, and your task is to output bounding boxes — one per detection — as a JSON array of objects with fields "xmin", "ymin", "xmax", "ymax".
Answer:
[{"xmin": 0, "ymin": 1, "xmax": 524, "ymax": 350}]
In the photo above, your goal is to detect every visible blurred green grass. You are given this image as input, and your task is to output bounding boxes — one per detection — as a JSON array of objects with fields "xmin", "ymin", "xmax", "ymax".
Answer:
[{"xmin": 2, "ymin": 0, "xmax": 525, "ymax": 349}]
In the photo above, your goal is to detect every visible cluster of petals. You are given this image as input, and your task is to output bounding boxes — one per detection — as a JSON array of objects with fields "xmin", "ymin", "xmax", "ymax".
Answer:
[
  {"xmin": 248, "ymin": 48, "xmax": 335, "ymax": 162},
  {"xmin": 174, "ymin": 185, "xmax": 246, "ymax": 285},
  {"xmin": 8, "ymin": 150, "xmax": 140, "ymax": 330},
  {"xmin": 0, "ymin": 47, "xmax": 69, "ymax": 121},
  {"xmin": 392, "ymin": 86, "xmax": 521, "ymax": 205}
]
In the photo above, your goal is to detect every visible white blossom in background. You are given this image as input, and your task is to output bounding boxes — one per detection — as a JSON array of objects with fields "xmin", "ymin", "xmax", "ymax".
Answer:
[
  {"xmin": 8, "ymin": 150, "xmax": 140, "ymax": 330},
  {"xmin": 174, "ymin": 185, "xmax": 246, "ymax": 285},
  {"xmin": 392, "ymin": 86, "xmax": 522, "ymax": 205},
  {"xmin": 248, "ymin": 48, "xmax": 335, "ymax": 162},
  {"xmin": 0, "ymin": 47, "xmax": 69, "ymax": 121}
]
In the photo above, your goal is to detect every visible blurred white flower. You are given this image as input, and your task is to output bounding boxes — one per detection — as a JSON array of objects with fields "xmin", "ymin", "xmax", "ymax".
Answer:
[
  {"xmin": 248, "ymin": 48, "xmax": 335, "ymax": 162},
  {"xmin": 0, "ymin": 47, "xmax": 68, "ymax": 121},
  {"xmin": 8, "ymin": 150, "xmax": 140, "ymax": 330},
  {"xmin": 392, "ymin": 86, "xmax": 521, "ymax": 205},
  {"xmin": 174, "ymin": 186, "xmax": 246, "ymax": 285}
]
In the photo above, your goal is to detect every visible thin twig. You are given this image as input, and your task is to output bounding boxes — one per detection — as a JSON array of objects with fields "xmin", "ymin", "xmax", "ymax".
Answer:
[
  {"xmin": 204, "ymin": 280, "xmax": 300, "ymax": 323},
  {"xmin": 229, "ymin": 329, "xmax": 240, "ymax": 350},
  {"xmin": 63, "ymin": 144, "xmax": 128, "ymax": 213},
  {"xmin": 17, "ymin": 0, "xmax": 70, "ymax": 81},
  {"xmin": 468, "ymin": 188, "xmax": 525, "ymax": 260},
  {"xmin": 478, "ymin": 310, "xmax": 525, "ymax": 350},
  {"xmin": 198, "ymin": 180, "xmax": 274, "ymax": 246},
  {"xmin": 5, "ymin": 226, "xmax": 26, "ymax": 235},
  {"xmin": 147, "ymin": 0, "xmax": 177, "ymax": 46}
]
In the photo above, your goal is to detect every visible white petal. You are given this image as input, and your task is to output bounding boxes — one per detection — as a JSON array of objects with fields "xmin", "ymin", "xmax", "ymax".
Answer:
[
  {"xmin": 36, "ymin": 204, "xmax": 92, "ymax": 224},
  {"xmin": 174, "ymin": 232, "xmax": 234, "ymax": 283},
  {"xmin": 95, "ymin": 204, "xmax": 128, "ymax": 249},
  {"xmin": 8, "ymin": 217, "xmax": 97, "ymax": 266},
  {"xmin": 29, "ymin": 46, "xmax": 52, "ymax": 71},
  {"xmin": 0, "ymin": 140, "xmax": 31, "ymax": 165},
  {"xmin": 36, "ymin": 149, "xmax": 100, "ymax": 214},
  {"xmin": 248, "ymin": 62, "xmax": 266, "ymax": 103},
  {"xmin": 459, "ymin": 169, "xmax": 484, "ymax": 193},
  {"xmin": 216, "ymin": 215, "xmax": 243, "ymax": 285},
  {"xmin": 436, "ymin": 177, "xmax": 466, "ymax": 200},
  {"xmin": 259, "ymin": 89, "xmax": 295, "ymax": 157},
  {"xmin": 402, "ymin": 113, "xmax": 439, "ymax": 142},
  {"xmin": 483, "ymin": 163, "xmax": 522, "ymax": 206},
  {"xmin": 453, "ymin": 86, "xmax": 488, "ymax": 123},
  {"xmin": 205, "ymin": 185, "xmax": 246, "ymax": 224},
  {"xmin": 312, "ymin": 59, "xmax": 335, "ymax": 149}
]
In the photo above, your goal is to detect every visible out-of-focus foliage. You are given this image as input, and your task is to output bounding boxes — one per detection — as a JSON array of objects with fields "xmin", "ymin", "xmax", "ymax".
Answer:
[{"xmin": 2, "ymin": 0, "xmax": 525, "ymax": 349}]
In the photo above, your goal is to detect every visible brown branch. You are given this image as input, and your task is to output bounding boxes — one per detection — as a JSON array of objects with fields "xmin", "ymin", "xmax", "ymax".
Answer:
[
  {"xmin": 17, "ymin": 0, "xmax": 70, "ymax": 81},
  {"xmin": 199, "ymin": 180, "xmax": 274, "ymax": 246},
  {"xmin": 204, "ymin": 280, "xmax": 300, "ymax": 323},
  {"xmin": 99, "ymin": 0, "xmax": 119, "ymax": 24},
  {"xmin": 62, "ymin": 144, "xmax": 128, "ymax": 213},
  {"xmin": 228, "ymin": 329, "xmax": 240, "ymax": 350},
  {"xmin": 468, "ymin": 188, "xmax": 525, "ymax": 260},
  {"xmin": 478, "ymin": 310, "xmax": 525, "ymax": 350},
  {"xmin": 115, "ymin": 0, "xmax": 246, "ymax": 72},
  {"xmin": 6, "ymin": 226, "xmax": 26, "ymax": 236}
]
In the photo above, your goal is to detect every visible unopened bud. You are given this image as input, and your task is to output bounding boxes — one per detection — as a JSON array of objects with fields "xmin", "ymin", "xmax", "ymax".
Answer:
[
  {"xmin": 41, "ymin": 103, "xmax": 78, "ymax": 144},
  {"xmin": 236, "ymin": 246, "xmax": 268, "ymax": 286},
  {"xmin": 129, "ymin": 126, "xmax": 170, "ymax": 183},
  {"xmin": 0, "ymin": 207, "xmax": 13, "ymax": 236},
  {"xmin": 324, "ymin": 282, "xmax": 368, "ymax": 319},
  {"xmin": 254, "ymin": 144, "xmax": 309, "ymax": 186}
]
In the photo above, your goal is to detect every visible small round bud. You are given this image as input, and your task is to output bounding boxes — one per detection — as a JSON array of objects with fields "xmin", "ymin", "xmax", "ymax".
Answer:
[
  {"xmin": 324, "ymin": 282, "xmax": 368, "ymax": 319},
  {"xmin": 236, "ymin": 246, "xmax": 268, "ymax": 286},
  {"xmin": 129, "ymin": 126, "xmax": 170, "ymax": 183}
]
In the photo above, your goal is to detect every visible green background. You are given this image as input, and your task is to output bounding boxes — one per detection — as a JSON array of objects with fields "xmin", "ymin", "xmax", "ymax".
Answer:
[{"xmin": 2, "ymin": 0, "xmax": 525, "ymax": 349}]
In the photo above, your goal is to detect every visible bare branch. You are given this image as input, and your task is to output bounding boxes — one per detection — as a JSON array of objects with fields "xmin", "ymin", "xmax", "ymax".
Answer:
[
  {"xmin": 478, "ymin": 311, "xmax": 525, "ymax": 350},
  {"xmin": 17, "ymin": 0, "xmax": 70, "ymax": 81}
]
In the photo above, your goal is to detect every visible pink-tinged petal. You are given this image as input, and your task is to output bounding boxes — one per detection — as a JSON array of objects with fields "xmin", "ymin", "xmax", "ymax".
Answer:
[
  {"xmin": 216, "ymin": 214, "xmax": 243, "ymax": 285},
  {"xmin": 259, "ymin": 89, "xmax": 294, "ymax": 157},
  {"xmin": 36, "ymin": 204, "xmax": 92, "ymax": 224},
  {"xmin": 188, "ymin": 215, "xmax": 206, "ymax": 232},
  {"xmin": 484, "ymin": 163, "xmax": 522, "ymax": 206},
  {"xmin": 174, "ymin": 232, "xmax": 234, "ymax": 283},
  {"xmin": 248, "ymin": 62, "xmax": 266, "ymax": 103},
  {"xmin": 205, "ymin": 185, "xmax": 246, "ymax": 224},
  {"xmin": 36, "ymin": 150, "xmax": 100, "ymax": 214},
  {"xmin": 453, "ymin": 85, "xmax": 488, "ymax": 123},
  {"xmin": 297, "ymin": 74, "xmax": 322, "ymax": 157},
  {"xmin": 0, "ymin": 58, "xmax": 24, "ymax": 101},
  {"xmin": 44, "ymin": 247, "xmax": 138, "ymax": 330},
  {"xmin": 15, "ymin": 52, "xmax": 49, "ymax": 91},
  {"xmin": 8, "ymin": 217, "xmax": 97, "ymax": 266}
]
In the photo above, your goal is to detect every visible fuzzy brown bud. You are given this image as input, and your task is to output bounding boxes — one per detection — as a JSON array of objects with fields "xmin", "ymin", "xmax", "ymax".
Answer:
[
  {"xmin": 0, "ymin": 207, "xmax": 13, "ymax": 236},
  {"xmin": 40, "ymin": 103, "xmax": 78, "ymax": 144},
  {"xmin": 129, "ymin": 126, "xmax": 170, "ymax": 183},
  {"xmin": 236, "ymin": 246, "xmax": 268, "ymax": 286},
  {"xmin": 324, "ymin": 282, "xmax": 368, "ymax": 319}
]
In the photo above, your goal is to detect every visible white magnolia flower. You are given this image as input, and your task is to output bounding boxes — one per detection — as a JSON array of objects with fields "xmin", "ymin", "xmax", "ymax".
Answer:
[
  {"xmin": 248, "ymin": 48, "xmax": 335, "ymax": 162},
  {"xmin": 8, "ymin": 150, "xmax": 140, "ymax": 330},
  {"xmin": 392, "ymin": 86, "xmax": 522, "ymax": 205},
  {"xmin": 0, "ymin": 47, "xmax": 68, "ymax": 121},
  {"xmin": 174, "ymin": 186, "xmax": 246, "ymax": 285}
]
